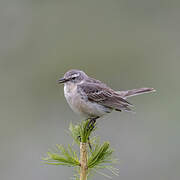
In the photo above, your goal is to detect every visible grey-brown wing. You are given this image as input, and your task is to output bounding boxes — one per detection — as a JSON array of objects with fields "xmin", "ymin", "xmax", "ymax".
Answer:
[
  {"xmin": 85, "ymin": 77, "xmax": 108, "ymax": 87},
  {"xmin": 78, "ymin": 83, "xmax": 133, "ymax": 111}
]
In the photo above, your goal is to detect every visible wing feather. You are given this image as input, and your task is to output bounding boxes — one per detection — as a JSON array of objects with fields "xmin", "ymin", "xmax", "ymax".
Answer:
[{"xmin": 78, "ymin": 83, "xmax": 133, "ymax": 111}]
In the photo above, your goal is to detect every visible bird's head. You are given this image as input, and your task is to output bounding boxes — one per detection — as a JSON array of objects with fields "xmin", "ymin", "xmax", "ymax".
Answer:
[{"xmin": 58, "ymin": 69, "xmax": 88, "ymax": 84}]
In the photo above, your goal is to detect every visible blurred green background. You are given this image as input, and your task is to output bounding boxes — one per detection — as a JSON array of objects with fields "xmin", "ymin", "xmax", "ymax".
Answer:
[{"xmin": 0, "ymin": 0, "xmax": 180, "ymax": 180}]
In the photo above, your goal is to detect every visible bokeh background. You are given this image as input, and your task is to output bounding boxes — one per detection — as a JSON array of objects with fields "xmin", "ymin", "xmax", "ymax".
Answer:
[{"xmin": 0, "ymin": 0, "xmax": 180, "ymax": 180}]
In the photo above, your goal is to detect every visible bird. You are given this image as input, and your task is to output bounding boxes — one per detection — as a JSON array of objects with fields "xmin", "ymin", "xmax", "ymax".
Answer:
[{"xmin": 58, "ymin": 69, "xmax": 155, "ymax": 124}]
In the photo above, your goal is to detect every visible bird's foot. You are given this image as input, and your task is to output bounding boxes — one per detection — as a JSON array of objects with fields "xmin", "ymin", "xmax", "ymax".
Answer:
[
  {"xmin": 88, "ymin": 137, "xmax": 92, "ymax": 150},
  {"xmin": 87, "ymin": 117, "xmax": 99, "ymax": 130},
  {"xmin": 86, "ymin": 117, "xmax": 99, "ymax": 150}
]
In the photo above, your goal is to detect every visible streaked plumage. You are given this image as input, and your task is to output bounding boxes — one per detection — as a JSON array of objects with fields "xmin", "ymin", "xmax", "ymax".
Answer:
[{"xmin": 58, "ymin": 69, "xmax": 155, "ymax": 119}]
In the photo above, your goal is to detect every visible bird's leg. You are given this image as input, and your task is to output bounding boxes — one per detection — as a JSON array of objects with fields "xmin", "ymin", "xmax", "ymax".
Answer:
[
  {"xmin": 77, "ymin": 117, "xmax": 98, "ymax": 144},
  {"xmin": 86, "ymin": 116, "xmax": 99, "ymax": 150},
  {"xmin": 87, "ymin": 116, "xmax": 99, "ymax": 129},
  {"xmin": 87, "ymin": 137, "xmax": 92, "ymax": 150}
]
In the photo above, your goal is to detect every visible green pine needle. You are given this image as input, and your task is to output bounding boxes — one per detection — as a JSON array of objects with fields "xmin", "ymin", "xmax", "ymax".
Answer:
[
  {"xmin": 69, "ymin": 119, "xmax": 96, "ymax": 143},
  {"xmin": 42, "ymin": 120, "xmax": 119, "ymax": 179},
  {"xmin": 88, "ymin": 141, "xmax": 117, "ymax": 168},
  {"xmin": 42, "ymin": 144, "xmax": 80, "ymax": 167}
]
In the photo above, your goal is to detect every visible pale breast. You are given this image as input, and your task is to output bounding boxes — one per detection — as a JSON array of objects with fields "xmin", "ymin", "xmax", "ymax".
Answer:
[
  {"xmin": 64, "ymin": 83, "xmax": 85, "ymax": 115},
  {"xmin": 64, "ymin": 83, "xmax": 111, "ymax": 117}
]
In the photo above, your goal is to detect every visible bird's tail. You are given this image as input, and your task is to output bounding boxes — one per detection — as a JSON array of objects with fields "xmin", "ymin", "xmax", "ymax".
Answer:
[{"xmin": 116, "ymin": 87, "xmax": 155, "ymax": 98}]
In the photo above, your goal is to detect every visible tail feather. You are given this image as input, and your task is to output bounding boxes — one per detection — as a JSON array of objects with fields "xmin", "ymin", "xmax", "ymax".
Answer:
[{"xmin": 117, "ymin": 88, "xmax": 155, "ymax": 98}]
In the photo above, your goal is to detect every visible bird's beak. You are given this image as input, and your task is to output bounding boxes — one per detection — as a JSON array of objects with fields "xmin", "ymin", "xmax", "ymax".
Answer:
[{"xmin": 57, "ymin": 77, "xmax": 69, "ymax": 84}]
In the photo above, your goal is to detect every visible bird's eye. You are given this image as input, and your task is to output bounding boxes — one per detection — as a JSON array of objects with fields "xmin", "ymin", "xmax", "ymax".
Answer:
[{"xmin": 72, "ymin": 77, "xmax": 76, "ymax": 80}]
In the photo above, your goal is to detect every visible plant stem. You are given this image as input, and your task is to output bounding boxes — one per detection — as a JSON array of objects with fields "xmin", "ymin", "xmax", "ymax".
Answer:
[{"xmin": 80, "ymin": 142, "xmax": 88, "ymax": 180}]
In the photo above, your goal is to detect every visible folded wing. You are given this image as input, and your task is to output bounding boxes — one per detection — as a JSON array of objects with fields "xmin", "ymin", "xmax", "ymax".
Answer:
[{"xmin": 78, "ymin": 83, "xmax": 133, "ymax": 112}]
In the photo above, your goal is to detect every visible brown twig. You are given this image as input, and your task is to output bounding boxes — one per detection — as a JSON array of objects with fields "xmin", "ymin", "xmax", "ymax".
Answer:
[{"xmin": 80, "ymin": 142, "xmax": 88, "ymax": 180}]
